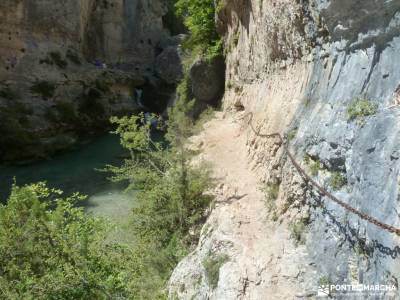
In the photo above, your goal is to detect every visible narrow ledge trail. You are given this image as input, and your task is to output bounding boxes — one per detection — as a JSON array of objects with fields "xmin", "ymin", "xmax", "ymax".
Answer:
[{"xmin": 189, "ymin": 111, "xmax": 313, "ymax": 299}]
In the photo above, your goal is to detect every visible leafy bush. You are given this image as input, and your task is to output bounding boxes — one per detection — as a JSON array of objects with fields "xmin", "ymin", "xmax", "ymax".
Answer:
[
  {"xmin": 31, "ymin": 81, "xmax": 56, "ymax": 99},
  {"xmin": 202, "ymin": 254, "xmax": 230, "ymax": 289},
  {"xmin": 0, "ymin": 183, "xmax": 136, "ymax": 299},
  {"xmin": 304, "ymin": 155, "xmax": 322, "ymax": 176},
  {"xmin": 330, "ymin": 172, "xmax": 347, "ymax": 190},
  {"xmin": 347, "ymin": 99, "xmax": 377, "ymax": 121},
  {"xmin": 44, "ymin": 107, "xmax": 58, "ymax": 122},
  {"xmin": 105, "ymin": 101, "xmax": 214, "ymax": 297},
  {"xmin": 11, "ymin": 101, "xmax": 33, "ymax": 115},
  {"xmin": 164, "ymin": 0, "xmax": 186, "ymax": 35},
  {"xmin": 0, "ymin": 101, "xmax": 38, "ymax": 160},
  {"xmin": 175, "ymin": 0, "xmax": 223, "ymax": 60}
]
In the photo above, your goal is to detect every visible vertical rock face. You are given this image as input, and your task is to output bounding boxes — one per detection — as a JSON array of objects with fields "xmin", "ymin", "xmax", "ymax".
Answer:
[
  {"xmin": 0, "ymin": 0, "xmax": 180, "ymax": 161},
  {"xmin": 170, "ymin": 0, "xmax": 400, "ymax": 299},
  {"xmin": 190, "ymin": 57, "xmax": 225, "ymax": 105},
  {"xmin": 83, "ymin": 0, "xmax": 167, "ymax": 68},
  {"xmin": 0, "ymin": 0, "xmax": 168, "ymax": 76}
]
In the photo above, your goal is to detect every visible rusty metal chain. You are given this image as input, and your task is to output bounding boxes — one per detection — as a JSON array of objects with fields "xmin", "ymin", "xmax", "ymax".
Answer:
[
  {"xmin": 241, "ymin": 112, "xmax": 400, "ymax": 236},
  {"xmin": 372, "ymin": 240, "xmax": 400, "ymax": 259}
]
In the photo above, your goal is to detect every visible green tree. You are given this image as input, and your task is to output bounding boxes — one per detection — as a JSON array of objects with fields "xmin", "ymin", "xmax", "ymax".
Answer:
[
  {"xmin": 175, "ymin": 0, "xmax": 222, "ymax": 59},
  {"xmin": 0, "ymin": 183, "xmax": 135, "ymax": 299},
  {"xmin": 106, "ymin": 102, "xmax": 213, "ymax": 298}
]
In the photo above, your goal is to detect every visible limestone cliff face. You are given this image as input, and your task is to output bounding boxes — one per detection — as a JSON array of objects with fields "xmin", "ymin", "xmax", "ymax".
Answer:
[
  {"xmin": 170, "ymin": 0, "xmax": 400, "ymax": 299},
  {"xmin": 0, "ymin": 0, "xmax": 168, "ymax": 76},
  {"xmin": 0, "ymin": 0, "xmax": 179, "ymax": 161}
]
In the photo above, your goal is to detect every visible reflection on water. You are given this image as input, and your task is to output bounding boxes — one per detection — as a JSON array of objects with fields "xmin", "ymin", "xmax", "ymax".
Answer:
[{"xmin": 0, "ymin": 134, "xmax": 127, "ymax": 203}]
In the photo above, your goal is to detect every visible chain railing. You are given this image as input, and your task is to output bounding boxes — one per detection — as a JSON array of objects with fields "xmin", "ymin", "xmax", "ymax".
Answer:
[{"xmin": 241, "ymin": 112, "xmax": 400, "ymax": 236}]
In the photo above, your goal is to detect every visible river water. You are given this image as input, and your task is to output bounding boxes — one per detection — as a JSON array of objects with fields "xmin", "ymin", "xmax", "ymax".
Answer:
[{"xmin": 0, "ymin": 134, "xmax": 135, "ymax": 237}]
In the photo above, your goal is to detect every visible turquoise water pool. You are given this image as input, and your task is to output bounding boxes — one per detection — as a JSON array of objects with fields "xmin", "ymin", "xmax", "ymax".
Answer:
[
  {"xmin": 0, "ymin": 134, "xmax": 135, "ymax": 224},
  {"xmin": 0, "ymin": 134, "xmax": 125, "ymax": 199}
]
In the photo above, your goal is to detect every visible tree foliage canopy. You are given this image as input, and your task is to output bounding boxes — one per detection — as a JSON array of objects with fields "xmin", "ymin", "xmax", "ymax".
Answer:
[
  {"xmin": 0, "ymin": 183, "xmax": 135, "ymax": 299},
  {"xmin": 106, "ymin": 102, "xmax": 214, "ymax": 298},
  {"xmin": 175, "ymin": 0, "xmax": 223, "ymax": 59}
]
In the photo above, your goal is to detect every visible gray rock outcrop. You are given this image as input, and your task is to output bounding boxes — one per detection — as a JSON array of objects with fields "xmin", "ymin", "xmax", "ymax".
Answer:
[
  {"xmin": 155, "ymin": 43, "xmax": 183, "ymax": 84},
  {"xmin": 170, "ymin": 0, "xmax": 400, "ymax": 299},
  {"xmin": 189, "ymin": 57, "xmax": 225, "ymax": 105}
]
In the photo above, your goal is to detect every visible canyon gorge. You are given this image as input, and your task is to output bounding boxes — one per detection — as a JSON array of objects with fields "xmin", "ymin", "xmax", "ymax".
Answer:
[{"xmin": 1, "ymin": 0, "xmax": 400, "ymax": 299}]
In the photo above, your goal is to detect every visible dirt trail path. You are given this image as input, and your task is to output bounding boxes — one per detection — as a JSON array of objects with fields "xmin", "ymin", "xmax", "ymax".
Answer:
[
  {"xmin": 195, "ymin": 112, "xmax": 269, "ymax": 251},
  {"xmin": 188, "ymin": 112, "xmax": 311, "ymax": 299}
]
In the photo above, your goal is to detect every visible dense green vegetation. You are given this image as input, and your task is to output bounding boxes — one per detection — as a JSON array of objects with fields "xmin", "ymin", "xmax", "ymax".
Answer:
[
  {"xmin": 163, "ymin": 0, "xmax": 186, "ymax": 36},
  {"xmin": 347, "ymin": 98, "xmax": 377, "ymax": 122},
  {"xmin": 0, "ymin": 0, "xmax": 221, "ymax": 298},
  {"xmin": 0, "ymin": 183, "xmax": 135, "ymax": 299},
  {"xmin": 170, "ymin": 0, "xmax": 223, "ymax": 119},
  {"xmin": 55, "ymin": 101, "xmax": 78, "ymax": 123},
  {"xmin": 0, "ymin": 104, "xmax": 213, "ymax": 299},
  {"xmin": 105, "ymin": 102, "xmax": 213, "ymax": 298},
  {"xmin": 330, "ymin": 171, "xmax": 347, "ymax": 190},
  {"xmin": 175, "ymin": 0, "xmax": 223, "ymax": 60}
]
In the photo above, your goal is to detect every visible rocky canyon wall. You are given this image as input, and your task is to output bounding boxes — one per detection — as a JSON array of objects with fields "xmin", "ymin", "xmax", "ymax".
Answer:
[
  {"xmin": 0, "ymin": 0, "xmax": 180, "ymax": 161},
  {"xmin": 170, "ymin": 0, "xmax": 400, "ymax": 298}
]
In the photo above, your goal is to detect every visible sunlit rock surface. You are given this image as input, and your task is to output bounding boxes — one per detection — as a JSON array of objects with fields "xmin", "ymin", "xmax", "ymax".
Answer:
[{"xmin": 169, "ymin": 1, "xmax": 400, "ymax": 299}]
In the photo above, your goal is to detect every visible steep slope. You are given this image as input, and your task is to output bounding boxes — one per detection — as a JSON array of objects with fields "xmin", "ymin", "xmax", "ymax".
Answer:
[{"xmin": 170, "ymin": 0, "xmax": 400, "ymax": 299}]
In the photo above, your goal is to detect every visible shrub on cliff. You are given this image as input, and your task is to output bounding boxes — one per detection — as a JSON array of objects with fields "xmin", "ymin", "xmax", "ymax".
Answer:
[{"xmin": 347, "ymin": 98, "xmax": 377, "ymax": 122}]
